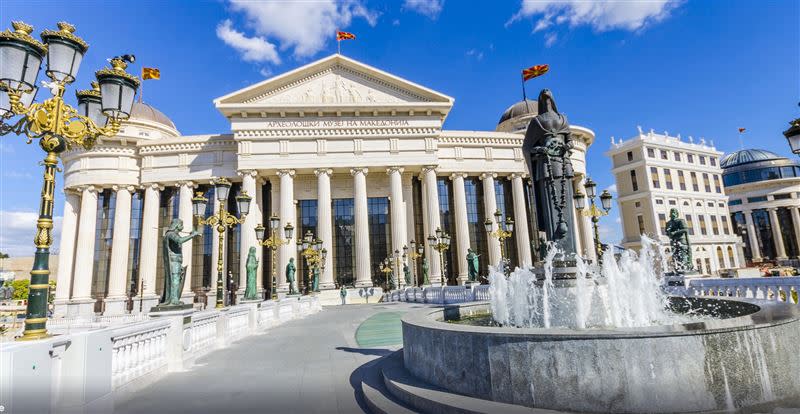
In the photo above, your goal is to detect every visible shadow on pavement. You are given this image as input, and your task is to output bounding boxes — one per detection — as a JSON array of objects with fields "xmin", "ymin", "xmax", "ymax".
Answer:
[{"xmin": 336, "ymin": 346, "xmax": 394, "ymax": 357}]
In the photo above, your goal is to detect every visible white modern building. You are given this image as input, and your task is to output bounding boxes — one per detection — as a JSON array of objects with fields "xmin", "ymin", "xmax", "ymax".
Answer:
[
  {"xmin": 53, "ymin": 54, "xmax": 598, "ymax": 316},
  {"xmin": 721, "ymin": 149, "xmax": 800, "ymax": 265},
  {"xmin": 608, "ymin": 130, "xmax": 743, "ymax": 275}
]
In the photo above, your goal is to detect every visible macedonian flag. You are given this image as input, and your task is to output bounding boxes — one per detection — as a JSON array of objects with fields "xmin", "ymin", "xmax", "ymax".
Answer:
[
  {"xmin": 142, "ymin": 67, "xmax": 160, "ymax": 80},
  {"xmin": 336, "ymin": 31, "xmax": 356, "ymax": 41},
  {"xmin": 522, "ymin": 64, "xmax": 549, "ymax": 81}
]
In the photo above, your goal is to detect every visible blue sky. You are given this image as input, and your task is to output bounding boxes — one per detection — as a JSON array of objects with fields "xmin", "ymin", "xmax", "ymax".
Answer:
[{"xmin": 1, "ymin": 0, "xmax": 798, "ymax": 256}]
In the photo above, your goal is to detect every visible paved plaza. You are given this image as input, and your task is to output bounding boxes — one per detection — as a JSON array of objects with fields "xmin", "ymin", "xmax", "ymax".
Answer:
[{"xmin": 114, "ymin": 303, "xmax": 428, "ymax": 414}]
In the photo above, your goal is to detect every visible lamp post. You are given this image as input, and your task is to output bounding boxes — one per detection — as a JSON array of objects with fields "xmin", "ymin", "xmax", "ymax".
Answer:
[
  {"xmin": 296, "ymin": 230, "xmax": 322, "ymax": 294},
  {"xmin": 1, "ymin": 21, "xmax": 140, "ymax": 340},
  {"xmin": 392, "ymin": 249, "xmax": 402, "ymax": 290},
  {"xmin": 573, "ymin": 177, "xmax": 613, "ymax": 264},
  {"xmin": 484, "ymin": 209, "xmax": 514, "ymax": 276},
  {"xmin": 191, "ymin": 178, "xmax": 251, "ymax": 308},
  {"xmin": 407, "ymin": 241, "xmax": 424, "ymax": 287},
  {"xmin": 428, "ymin": 228, "xmax": 451, "ymax": 286},
  {"xmin": 255, "ymin": 215, "xmax": 294, "ymax": 300},
  {"xmin": 783, "ymin": 103, "xmax": 800, "ymax": 155},
  {"xmin": 379, "ymin": 258, "xmax": 393, "ymax": 292}
]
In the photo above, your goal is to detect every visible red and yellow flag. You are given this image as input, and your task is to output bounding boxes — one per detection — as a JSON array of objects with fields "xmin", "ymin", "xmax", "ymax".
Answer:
[
  {"xmin": 336, "ymin": 31, "xmax": 356, "ymax": 41},
  {"xmin": 142, "ymin": 67, "xmax": 160, "ymax": 80},
  {"xmin": 522, "ymin": 64, "xmax": 549, "ymax": 81}
]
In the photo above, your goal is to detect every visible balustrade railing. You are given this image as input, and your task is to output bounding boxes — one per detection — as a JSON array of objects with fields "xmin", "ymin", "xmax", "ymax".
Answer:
[
  {"xmin": 110, "ymin": 319, "xmax": 170, "ymax": 390},
  {"xmin": 225, "ymin": 306, "xmax": 250, "ymax": 341},
  {"xmin": 187, "ymin": 311, "xmax": 219, "ymax": 355},
  {"xmin": 686, "ymin": 276, "xmax": 800, "ymax": 305}
]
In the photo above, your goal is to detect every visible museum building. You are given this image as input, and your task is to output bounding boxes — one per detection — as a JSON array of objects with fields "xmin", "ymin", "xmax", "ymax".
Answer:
[{"xmin": 52, "ymin": 54, "xmax": 597, "ymax": 316}]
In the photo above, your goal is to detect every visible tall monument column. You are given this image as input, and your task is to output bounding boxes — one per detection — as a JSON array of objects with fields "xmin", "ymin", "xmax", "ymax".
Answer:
[
  {"xmin": 104, "ymin": 186, "xmax": 134, "ymax": 315},
  {"xmin": 53, "ymin": 190, "xmax": 80, "ymax": 317},
  {"xmin": 744, "ymin": 210, "xmax": 762, "ymax": 262},
  {"xmin": 450, "ymin": 173, "xmax": 470, "ymax": 282},
  {"xmin": 315, "ymin": 169, "xmax": 335, "ymax": 289},
  {"xmin": 277, "ymin": 170, "xmax": 296, "ymax": 292},
  {"xmin": 768, "ymin": 208, "xmax": 787, "ymax": 260},
  {"xmin": 388, "ymin": 167, "xmax": 407, "ymax": 253},
  {"xmin": 422, "ymin": 166, "xmax": 441, "ymax": 284},
  {"xmin": 70, "ymin": 185, "xmax": 99, "ymax": 316},
  {"xmin": 352, "ymin": 168, "xmax": 373, "ymax": 287},
  {"xmin": 138, "ymin": 183, "xmax": 162, "ymax": 312},
  {"xmin": 238, "ymin": 170, "xmax": 258, "ymax": 296},
  {"xmin": 510, "ymin": 173, "xmax": 533, "ymax": 267},
  {"xmin": 480, "ymin": 172, "xmax": 501, "ymax": 266},
  {"xmin": 178, "ymin": 181, "xmax": 196, "ymax": 300}
]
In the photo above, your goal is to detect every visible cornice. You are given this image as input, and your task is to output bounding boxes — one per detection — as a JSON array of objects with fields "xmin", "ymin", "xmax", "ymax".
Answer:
[
  {"xmin": 139, "ymin": 140, "xmax": 237, "ymax": 154},
  {"xmin": 235, "ymin": 127, "xmax": 438, "ymax": 138}
]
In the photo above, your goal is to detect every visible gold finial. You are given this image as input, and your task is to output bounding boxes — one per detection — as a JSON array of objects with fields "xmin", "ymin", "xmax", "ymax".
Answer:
[
  {"xmin": 11, "ymin": 21, "xmax": 33, "ymax": 35},
  {"xmin": 90, "ymin": 81, "xmax": 99, "ymax": 91},
  {"xmin": 110, "ymin": 58, "xmax": 128, "ymax": 71},
  {"xmin": 57, "ymin": 22, "xmax": 76, "ymax": 33}
]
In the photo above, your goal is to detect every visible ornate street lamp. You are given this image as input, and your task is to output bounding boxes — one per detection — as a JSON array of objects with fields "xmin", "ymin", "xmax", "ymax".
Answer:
[
  {"xmin": 297, "ymin": 230, "xmax": 322, "ymax": 294},
  {"xmin": 784, "ymin": 103, "xmax": 800, "ymax": 155},
  {"xmin": 428, "ymin": 228, "xmax": 451, "ymax": 286},
  {"xmin": 392, "ymin": 249, "xmax": 403, "ymax": 290},
  {"xmin": 255, "ymin": 215, "xmax": 294, "ymax": 300},
  {"xmin": 574, "ymin": 177, "xmax": 613, "ymax": 264},
  {"xmin": 192, "ymin": 178, "xmax": 251, "ymax": 308},
  {"xmin": 379, "ymin": 258, "xmax": 393, "ymax": 292},
  {"xmin": 485, "ymin": 209, "xmax": 514, "ymax": 276},
  {"xmin": 0, "ymin": 21, "xmax": 140, "ymax": 340},
  {"xmin": 407, "ymin": 240, "xmax": 424, "ymax": 287}
]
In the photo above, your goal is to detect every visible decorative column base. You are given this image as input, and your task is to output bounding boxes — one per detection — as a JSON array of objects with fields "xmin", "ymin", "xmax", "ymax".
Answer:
[
  {"xmin": 355, "ymin": 280, "xmax": 373, "ymax": 288},
  {"xmin": 318, "ymin": 282, "xmax": 336, "ymax": 290},
  {"xmin": 67, "ymin": 298, "xmax": 96, "ymax": 317},
  {"xmin": 103, "ymin": 296, "xmax": 129, "ymax": 316},
  {"xmin": 53, "ymin": 299, "xmax": 70, "ymax": 318}
]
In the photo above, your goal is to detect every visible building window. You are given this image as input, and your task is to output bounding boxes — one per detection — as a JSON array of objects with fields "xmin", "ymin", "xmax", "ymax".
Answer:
[
  {"xmin": 699, "ymin": 215, "xmax": 708, "ymax": 235},
  {"xmin": 713, "ymin": 175, "xmax": 722, "ymax": 193},
  {"xmin": 674, "ymin": 151, "xmax": 681, "ymax": 162},
  {"xmin": 718, "ymin": 202, "xmax": 725, "ymax": 208},
  {"xmin": 260, "ymin": 180, "xmax": 273, "ymax": 294},
  {"xmin": 729, "ymin": 199, "xmax": 742, "ymax": 206},
  {"xmin": 660, "ymin": 150, "xmax": 668, "ymax": 160},
  {"xmin": 465, "ymin": 178, "xmax": 489, "ymax": 275},
  {"xmin": 731, "ymin": 212, "xmax": 752, "ymax": 264},
  {"xmin": 651, "ymin": 167, "xmax": 660, "ymax": 189},
  {"xmin": 438, "ymin": 178, "xmax": 457, "ymax": 284},
  {"xmin": 707, "ymin": 202, "xmax": 714, "ymax": 207},
  {"xmin": 192, "ymin": 185, "xmax": 215, "ymax": 292},
  {"xmin": 702, "ymin": 173, "xmax": 711, "ymax": 192},
  {"xmin": 630, "ymin": 170, "xmax": 638, "ymax": 192},
  {"xmin": 636, "ymin": 215, "xmax": 645, "ymax": 235},
  {"xmin": 664, "ymin": 168, "xmax": 673, "ymax": 190},
  {"xmin": 92, "ymin": 189, "xmax": 116, "ymax": 312},
  {"xmin": 685, "ymin": 214, "xmax": 695, "ymax": 235},
  {"xmin": 720, "ymin": 215, "xmax": 731, "ymax": 235},
  {"xmin": 699, "ymin": 156, "xmax": 706, "ymax": 165},
  {"xmin": 773, "ymin": 193, "xmax": 792, "ymax": 200},
  {"xmin": 333, "ymin": 198, "xmax": 355, "ymax": 286},
  {"xmin": 626, "ymin": 151, "xmax": 633, "ymax": 161},
  {"xmin": 690, "ymin": 172, "xmax": 699, "ymax": 191},
  {"xmin": 678, "ymin": 171, "xmax": 686, "ymax": 191},
  {"xmin": 635, "ymin": 201, "xmax": 641, "ymax": 208},
  {"xmin": 668, "ymin": 199, "xmax": 676, "ymax": 205},
  {"xmin": 127, "ymin": 191, "xmax": 144, "ymax": 302},
  {"xmin": 156, "ymin": 187, "xmax": 180, "ymax": 298},
  {"xmin": 368, "ymin": 197, "xmax": 391, "ymax": 287},
  {"xmin": 747, "ymin": 196, "xmax": 768, "ymax": 203},
  {"xmin": 647, "ymin": 148, "xmax": 655, "ymax": 158},
  {"xmin": 777, "ymin": 208, "xmax": 799, "ymax": 258},
  {"xmin": 710, "ymin": 157, "xmax": 717, "ymax": 166},
  {"xmin": 658, "ymin": 213, "xmax": 667, "ymax": 235},
  {"xmin": 297, "ymin": 199, "xmax": 319, "ymax": 287},
  {"xmin": 711, "ymin": 215, "xmax": 720, "ymax": 235},
  {"xmin": 727, "ymin": 246, "xmax": 735, "ymax": 267},
  {"xmin": 752, "ymin": 209, "xmax": 776, "ymax": 259},
  {"xmin": 656, "ymin": 199, "xmax": 664, "ymax": 205},
  {"xmin": 225, "ymin": 184, "xmax": 242, "ymax": 293},
  {"xmin": 717, "ymin": 247, "xmax": 725, "ymax": 269},
  {"xmin": 412, "ymin": 177, "xmax": 424, "ymax": 248}
]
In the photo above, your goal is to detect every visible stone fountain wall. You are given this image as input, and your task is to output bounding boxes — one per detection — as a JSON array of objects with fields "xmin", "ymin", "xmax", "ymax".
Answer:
[{"xmin": 401, "ymin": 299, "xmax": 800, "ymax": 413}]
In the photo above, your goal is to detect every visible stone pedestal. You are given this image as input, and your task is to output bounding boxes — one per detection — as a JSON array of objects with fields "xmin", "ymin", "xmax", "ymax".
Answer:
[
  {"xmin": 103, "ymin": 297, "xmax": 129, "ymax": 315},
  {"xmin": 148, "ymin": 308, "xmax": 196, "ymax": 371},
  {"xmin": 67, "ymin": 298, "xmax": 96, "ymax": 317},
  {"xmin": 53, "ymin": 299, "xmax": 70, "ymax": 318},
  {"xmin": 133, "ymin": 294, "xmax": 160, "ymax": 314}
]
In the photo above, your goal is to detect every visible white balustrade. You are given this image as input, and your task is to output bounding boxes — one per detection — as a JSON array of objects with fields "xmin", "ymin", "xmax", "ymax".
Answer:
[
  {"xmin": 687, "ymin": 277, "xmax": 800, "ymax": 306},
  {"xmin": 110, "ymin": 319, "xmax": 171, "ymax": 390}
]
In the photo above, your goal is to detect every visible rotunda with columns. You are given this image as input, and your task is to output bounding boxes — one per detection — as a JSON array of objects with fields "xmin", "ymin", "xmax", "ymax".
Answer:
[{"xmin": 53, "ymin": 54, "xmax": 595, "ymax": 316}]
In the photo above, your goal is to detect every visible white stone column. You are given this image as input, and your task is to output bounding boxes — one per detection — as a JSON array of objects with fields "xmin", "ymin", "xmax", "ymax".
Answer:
[
  {"xmin": 54, "ymin": 190, "xmax": 80, "ymax": 317},
  {"xmin": 69, "ymin": 186, "xmax": 99, "ymax": 316},
  {"xmin": 352, "ymin": 168, "xmax": 373, "ymax": 287},
  {"xmin": 402, "ymin": 174, "xmax": 415, "ymax": 246},
  {"xmin": 277, "ymin": 170, "xmax": 296, "ymax": 292},
  {"xmin": 422, "ymin": 166, "xmax": 442, "ymax": 284},
  {"xmin": 178, "ymin": 181, "xmax": 195, "ymax": 300},
  {"xmin": 387, "ymin": 167, "xmax": 407, "ymax": 254},
  {"xmin": 138, "ymin": 184, "xmax": 161, "ymax": 312},
  {"xmin": 510, "ymin": 173, "xmax": 533, "ymax": 267},
  {"xmin": 450, "ymin": 173, "xmax": 470, "ymax": 283},
  {"xmin": 238, "ymin": 170, "xmax": 258, "ymax": 296},
  {"xmin": 315, "ymin": 169, "xmax": 335, "ymax": 289},
  {"xmin": 480, "ymin": 173, "xmax": 501, "ymax": 267},
  {"xmin": 744, "ymin": 210, "xmax": 762, "ymax": 262},
  {"xmin": 255, "ymin": 179, "xmax": 264, "ymax": 294},
  {"xmin": 104, "ymin": 186, "xmax": 134, "ymax": 315},
  {"xmin": 768, "ymin": 208, "xmax": 787, "ymax": 260},
  {"xmin": 791, "ymin": 207, "xmax": 800, "ymax": 259}
]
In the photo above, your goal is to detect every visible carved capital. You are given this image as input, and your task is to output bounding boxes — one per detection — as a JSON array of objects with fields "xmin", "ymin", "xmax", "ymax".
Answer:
[
  {"xmin": 448, "ymin": 172, "xmax": 468, "ymax": 181},
  {"xmin": 277, "ymin": 169, "xmax": 296, "ymax": 178},
  {"xmin": 508, "ymin": 172, "xmax": 528, "ymax": 180},
  {"xmin": 142, "ymin": 182, "xmax": 164, "ymax": 192},
  {"xmin": 479, "ymin": 172, "xmax": 497, "ymax": 181},
  {"xmin": 175, "ymin": 181, "xmax": 196, "ymax": 189},
  {"xmin": 350, "ymin": 167, "xmax": 368, "ymax": 176},
  {"xmin": 420, "ymin": 166, "xmax": 438, "ymax": 177},
  {"xmin": 314, "ymin": 168, "xmax": 333, "ymax": 177},
  {"xmin": 386, "ymin": 166, "xmax": 404, "ymax": 176},
  {"xmin": 237, "ymin": 169, "xmax": 258, "ymax": 178}
]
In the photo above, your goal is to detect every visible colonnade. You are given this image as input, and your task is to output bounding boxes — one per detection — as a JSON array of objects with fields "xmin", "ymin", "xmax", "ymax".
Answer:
[
  {"xmin": 742, "ymin": 207, "xmax": 800, "ymax": 262},
  {"xmin": 53, "ymin": 166, "xmax": 544, "ymax": 316}
]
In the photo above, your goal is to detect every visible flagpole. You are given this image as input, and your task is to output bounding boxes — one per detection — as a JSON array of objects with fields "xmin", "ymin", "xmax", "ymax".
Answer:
[{"xmin": 521, "ymin": 73, "xmax": 529, "ymax": 112}]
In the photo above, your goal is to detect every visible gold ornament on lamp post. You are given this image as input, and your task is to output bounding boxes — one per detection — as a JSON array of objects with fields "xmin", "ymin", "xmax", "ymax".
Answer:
[
  {"xmin": 0, "ymin": 21, "xmax": 140, "ymax": 340},
  {"xmin": 255, "ymin": 215, "xmax": 294, "ymax": 300},
  {"xmin": 485, "ymin": 209, "xmax": 514, "ymax": 277}
]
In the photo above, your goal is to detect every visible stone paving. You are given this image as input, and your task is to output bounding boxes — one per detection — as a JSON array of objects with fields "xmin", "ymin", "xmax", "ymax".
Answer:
[{"xmin": 114, "ymin": 302, "xmax": 432, "ymax": 414}]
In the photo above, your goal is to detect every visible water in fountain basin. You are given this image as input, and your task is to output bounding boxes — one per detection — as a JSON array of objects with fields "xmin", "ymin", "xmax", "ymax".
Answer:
[{"xmin": 489, "ymin": 236, "xmax": 695, "ymax": 329}]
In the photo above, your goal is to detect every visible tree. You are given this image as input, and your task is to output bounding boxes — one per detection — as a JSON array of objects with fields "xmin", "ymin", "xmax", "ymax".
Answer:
[
  {"xmin": 4, "ymin": 279, "xmax": 29, "ymax": 300},
  {"xmin": 0, "ymin": 252, "xmax": 9, "ymax": 259}
]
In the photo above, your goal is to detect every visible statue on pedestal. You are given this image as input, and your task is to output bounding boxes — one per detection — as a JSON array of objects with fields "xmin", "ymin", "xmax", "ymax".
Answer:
[
  {"xmin": 421, "ymin": 258, "xmax": 430, "ymax": 286},
  {"xmin": 244, "ymin": 246, "xmax": 258, "ymax": 300},
  {"xmin": 467, "ymin": 248, "xmax": 481, "ymax": 282},
  {"xmin": 286, "ymin": 257, "xmax": 297, "ymax": 294},
  {"xmin": 312, "ymin": 266, "xmax": 320, "ymax": 292},
  {"xmin": 665, "ymin": 208, "xmax": 693, "ymax": 272},
  {"xmin": 158, "ymin": 218, "xmax": 200, "ymax": 308},
  {"xmin": 403, "ymin": 262, "xmax": 411, "ymax": 286}
]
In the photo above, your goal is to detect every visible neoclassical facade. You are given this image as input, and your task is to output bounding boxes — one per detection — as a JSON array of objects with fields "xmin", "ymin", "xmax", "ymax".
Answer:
[{"xmin": 53, "ymin": 55, "xmax": 595, "ymax": 316}]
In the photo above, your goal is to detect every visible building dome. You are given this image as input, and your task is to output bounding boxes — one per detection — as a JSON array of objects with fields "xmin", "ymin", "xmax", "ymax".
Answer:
[
  {"xmin": 720, "ymin": 149, "xmax": 783, "ymax": 169},
  {"xmin": 498, "ymin": 99, "xmax": 538, "ymax": 126},
  {"xmin": 128, "ymin": 102, "xmax": 177, "ymax": 130}
]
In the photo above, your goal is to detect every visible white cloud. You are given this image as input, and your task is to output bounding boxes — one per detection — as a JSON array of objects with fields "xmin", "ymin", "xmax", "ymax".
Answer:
[
  {"xmin": 403, "ymin": 0, "xmax": 444, "ymax": 19},
  {"xmin": 216, "ymin": 19, "xmax": 281, "ymax": 64},
  {"xmin": 544, "ymin": 32, "xmax": 558, "ymax": 47},
  {"xmin": 509, "ymin": 0, "xmax": 681, "ymax": 45},
  {"xmin": 259, "ymin": 67, "xmax": 273, "ymax": 78},
  {"xmin": 0, "ymin": 210, "xmax": 62, "ymax": 257},
  {"xmin": 3, "ymin": 171, "xmax": 33, "ymax": 180},
  {"xmin": 465, "ymin": 48, "xmax": 484, "ymax": 61},
  {"xmin": 223, "ymin": 0, "xmax": 379, "ymax": 60},
  {"xmin": 605, "ymin": 183, "xmax": 618, "ymax": 193}
]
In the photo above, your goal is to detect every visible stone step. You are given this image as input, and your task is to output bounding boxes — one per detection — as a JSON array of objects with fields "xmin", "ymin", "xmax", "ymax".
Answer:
[{"xmin": 360, "ymin": 353, "xmax": 420, "ymax": 414}]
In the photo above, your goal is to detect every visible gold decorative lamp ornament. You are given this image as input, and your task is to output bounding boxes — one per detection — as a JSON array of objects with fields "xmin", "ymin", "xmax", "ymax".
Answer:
[{"xmin": 0, "ymin": 20, "xmax": 139, "ymax": 340}]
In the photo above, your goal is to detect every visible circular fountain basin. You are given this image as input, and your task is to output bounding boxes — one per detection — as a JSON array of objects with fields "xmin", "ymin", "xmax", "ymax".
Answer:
[{"xmin": 402, "ymin": 297, "xmax": 800, "ymax": 413}]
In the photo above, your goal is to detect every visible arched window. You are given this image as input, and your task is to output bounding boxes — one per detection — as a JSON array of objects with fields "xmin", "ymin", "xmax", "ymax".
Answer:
[
  {"xmin": 716, "ymin": 247, "xmax": 725, "ymax": 270},
  {"xmin": 727, "ymin": 246, "xmax": 736, "ymax": 268}
]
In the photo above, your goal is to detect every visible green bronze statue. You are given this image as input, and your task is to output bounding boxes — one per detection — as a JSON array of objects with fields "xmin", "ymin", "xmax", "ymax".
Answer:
[
  {"xmin": 665, "ymin": 208, "xmax": 693, "ymax": 272},
  {"xmin": 286, "ymin": 257, "xmax": 297, "ymax": 294},
  {"xmin": 466, "ymin": 248, "xmax": 481, "ymax": 282},
  {"xmin": 421, "ymin": 257, "xmax": 430, "ymax": 285},
  {"xmin": 159, "ymin": 218, "xmax": 200, "ymax": 307},
  {"xmin": 244, "ymin": 246, "xmax": 259, "ymax": 300},
  {"xmin": 312, "ymin": 266, "xmax": 320, "ymax": 292},
  {"xmin": 403, "ymin": 262, "xmax": 411, "ymax": 286}
]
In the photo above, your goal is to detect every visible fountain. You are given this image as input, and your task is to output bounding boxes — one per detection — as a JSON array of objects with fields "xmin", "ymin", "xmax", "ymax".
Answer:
[{"xmin": 399, "ymin": 90, "xmax": 800, "ymax": 413}]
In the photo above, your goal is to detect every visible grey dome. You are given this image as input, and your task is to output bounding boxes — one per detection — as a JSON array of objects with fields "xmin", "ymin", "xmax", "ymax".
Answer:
[
  {"xmin": 129, "ymin": 102, "xmax": 176, "ymax": 130},
  {"xmin": 498, "ymin": 99, "xmax": 538, "ymax": 125},
  {"xmin": 720, "ymin": 149, "xmax": 784, "ymax": 169}
]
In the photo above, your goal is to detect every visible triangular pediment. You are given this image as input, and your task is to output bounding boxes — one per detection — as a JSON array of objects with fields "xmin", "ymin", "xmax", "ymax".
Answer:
[{"xmin": 214, "ymin": 54, "xmax": 454, "ymax": 112}]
